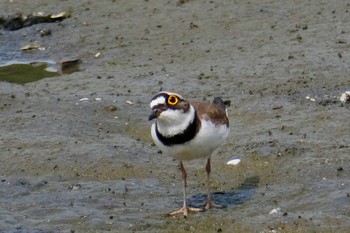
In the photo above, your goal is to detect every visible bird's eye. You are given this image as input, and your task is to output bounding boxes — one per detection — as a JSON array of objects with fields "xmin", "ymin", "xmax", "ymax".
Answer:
[{"xmin": 167, "ymin": 95, "xmax": 179, "ymax": 105}]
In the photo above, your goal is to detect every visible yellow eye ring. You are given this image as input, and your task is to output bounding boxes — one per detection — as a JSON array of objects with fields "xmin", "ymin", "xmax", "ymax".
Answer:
[{"xmin": 167, "ymin": 95, "xmax": 179, "ymax": 105}]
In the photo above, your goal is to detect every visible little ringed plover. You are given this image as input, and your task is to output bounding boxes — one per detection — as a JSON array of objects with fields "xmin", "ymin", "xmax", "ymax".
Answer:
[{"xmin": 149, "ymin": 91, "xmax": 230, "ymax": 217}]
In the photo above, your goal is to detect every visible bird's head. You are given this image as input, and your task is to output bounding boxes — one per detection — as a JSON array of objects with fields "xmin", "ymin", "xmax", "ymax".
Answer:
[{"xmin": 149, "ymin": 91, "xmax": 190, "ymax": 124}]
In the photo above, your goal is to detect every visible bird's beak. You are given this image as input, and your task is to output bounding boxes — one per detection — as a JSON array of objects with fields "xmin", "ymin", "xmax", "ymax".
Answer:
[{"xmin": 148, "ymin": 108, "xmax": 160, "ymax": 121}]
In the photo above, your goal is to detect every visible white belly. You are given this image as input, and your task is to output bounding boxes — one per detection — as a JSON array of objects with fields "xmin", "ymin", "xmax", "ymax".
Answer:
[{"xmin": 151, "ymin": 120, "xmax": 229, "ymax": 161}]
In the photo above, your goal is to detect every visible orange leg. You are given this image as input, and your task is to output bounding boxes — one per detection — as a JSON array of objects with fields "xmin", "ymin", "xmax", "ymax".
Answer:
[
  {"xmin": 203, "ymin": 158, "xmax": 225, "ymax": 209},
  {"xmin": 168, "ymin": 161, "xmax": 204, "ymax": 217}
]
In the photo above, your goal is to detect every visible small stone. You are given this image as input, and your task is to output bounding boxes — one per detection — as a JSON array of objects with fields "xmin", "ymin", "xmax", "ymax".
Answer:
[{"xmin": 40, "ymin": 29, "xmax": 52, "ymax": 37}]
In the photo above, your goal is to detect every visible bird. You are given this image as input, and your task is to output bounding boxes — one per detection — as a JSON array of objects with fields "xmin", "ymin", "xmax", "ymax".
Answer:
[{"xmin": 148, "ymin": 91, "xmax": 230, "ymax": 217}]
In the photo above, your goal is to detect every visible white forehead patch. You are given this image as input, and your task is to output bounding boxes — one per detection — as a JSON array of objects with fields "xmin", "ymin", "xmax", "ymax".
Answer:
[
  {"xmin": 159, "ymin": 91, "xmax": 184, "ymax": 99},
  {"xmin": 150, "ymin": 96, "xmax": 166, "ymax": 108}
]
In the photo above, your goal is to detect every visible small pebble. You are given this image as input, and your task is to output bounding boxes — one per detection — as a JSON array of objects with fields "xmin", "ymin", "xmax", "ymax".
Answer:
[
  {"xmin": 40, "ymin": 29, "xmax": 52, "ymax": 37},
  {"xmin": 305, "ymin": 96, "xmax": 315, "ymax": 102},
  {"xmin": 68, "ymin": 184, "xmax": 82, "ymax": 191}
]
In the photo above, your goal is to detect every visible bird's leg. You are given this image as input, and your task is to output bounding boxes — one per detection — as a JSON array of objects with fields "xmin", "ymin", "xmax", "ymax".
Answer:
[
  {"xmin": 168, "ymin": 161, "xmax": 204, "ymax": 217},
  {"xmin": 204, "ymin": 158, "xmax": 225, "ymax": 209}
]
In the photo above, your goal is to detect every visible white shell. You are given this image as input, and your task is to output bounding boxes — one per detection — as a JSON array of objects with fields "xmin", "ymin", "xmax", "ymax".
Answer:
[
  {"xmin": 340, "ymin": 91, "xmax": 350, "ymax": 103},
  {"xmin": 269, "ymin": 208, "xmax": 281, "ymax": 214},
  {"xmin": 226, "ymin": 158, "xmax": 241, "ymax": 165},
  {"xmin": 79, "ymin": 97, "xmax": 89, "ymax": 102}
]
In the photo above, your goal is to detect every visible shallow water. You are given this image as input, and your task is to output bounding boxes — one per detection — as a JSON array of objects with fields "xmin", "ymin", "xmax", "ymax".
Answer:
[{"xmin": 0, "ymin": 62, "xmax": 58, "ymax": 84}]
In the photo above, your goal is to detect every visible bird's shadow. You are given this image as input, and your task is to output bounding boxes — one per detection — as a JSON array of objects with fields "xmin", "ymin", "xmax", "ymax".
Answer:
[{"xmin": 187, "ymin": 176, "xmax": 260, "ymax": 208}]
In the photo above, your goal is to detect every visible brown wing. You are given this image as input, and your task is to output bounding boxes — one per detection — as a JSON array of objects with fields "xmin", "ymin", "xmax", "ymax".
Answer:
[{"xmin": 191, "ymin": 101, "xmax": 229, "ymax": 127}]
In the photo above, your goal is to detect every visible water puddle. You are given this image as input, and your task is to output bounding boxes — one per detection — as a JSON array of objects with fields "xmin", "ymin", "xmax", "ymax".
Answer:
[{"xmin": 0, "ymin": 59, "xmax": 80, "ymax": 84}]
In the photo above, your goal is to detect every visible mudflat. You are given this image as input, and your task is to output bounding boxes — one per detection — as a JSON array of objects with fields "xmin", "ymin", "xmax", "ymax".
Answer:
[{"xmin": 0, "ymin": 0, "xmax": 349, "ymax": 232}]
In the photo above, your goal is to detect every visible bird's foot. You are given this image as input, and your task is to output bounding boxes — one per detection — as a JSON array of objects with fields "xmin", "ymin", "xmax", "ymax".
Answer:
[
  {"xmin": 167, "ymin": 206, "xmax": 204, "ymax": 218},
  {"xmin": 203, "ymin": 199, "xmax": 227, "ymax": 210}
]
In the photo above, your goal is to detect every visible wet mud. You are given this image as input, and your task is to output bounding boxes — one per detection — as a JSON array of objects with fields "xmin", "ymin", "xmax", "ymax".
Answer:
[
  {"xmin": 0, "ymin": 11, "xmax": 69, "ymax": 31},
  {"xmin": 0, "ymin": 0, "xmax": 350, "ymax": 232}
]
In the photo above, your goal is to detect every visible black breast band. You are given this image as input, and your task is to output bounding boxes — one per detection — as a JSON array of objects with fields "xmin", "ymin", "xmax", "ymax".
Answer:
[{"xmin": 155, "ymin": 113, "xmax": 199, "ymax": 146}]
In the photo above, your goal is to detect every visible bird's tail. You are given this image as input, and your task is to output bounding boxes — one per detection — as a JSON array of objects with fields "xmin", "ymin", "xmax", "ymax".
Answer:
[{"xmin": 213, "ymin": 97, "xmax": 231, "ymax": 111}]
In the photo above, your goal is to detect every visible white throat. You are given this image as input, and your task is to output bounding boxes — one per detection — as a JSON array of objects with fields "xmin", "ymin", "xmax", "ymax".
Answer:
[{"xmin": 156, "ymin": 105, "xmax": 195, "ymax": 137}]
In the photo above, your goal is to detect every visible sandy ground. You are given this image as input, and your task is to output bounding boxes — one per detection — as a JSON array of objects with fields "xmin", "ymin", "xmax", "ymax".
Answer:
[{"xmin": 1, "ymin": 0, "xmax": 350, "ymax": 232}]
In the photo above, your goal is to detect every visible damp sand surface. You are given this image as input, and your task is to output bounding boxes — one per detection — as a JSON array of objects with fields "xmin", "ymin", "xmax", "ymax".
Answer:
[{"xmin": 0, "ymin": 0, "xmax": 350, "ymax": 232}]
